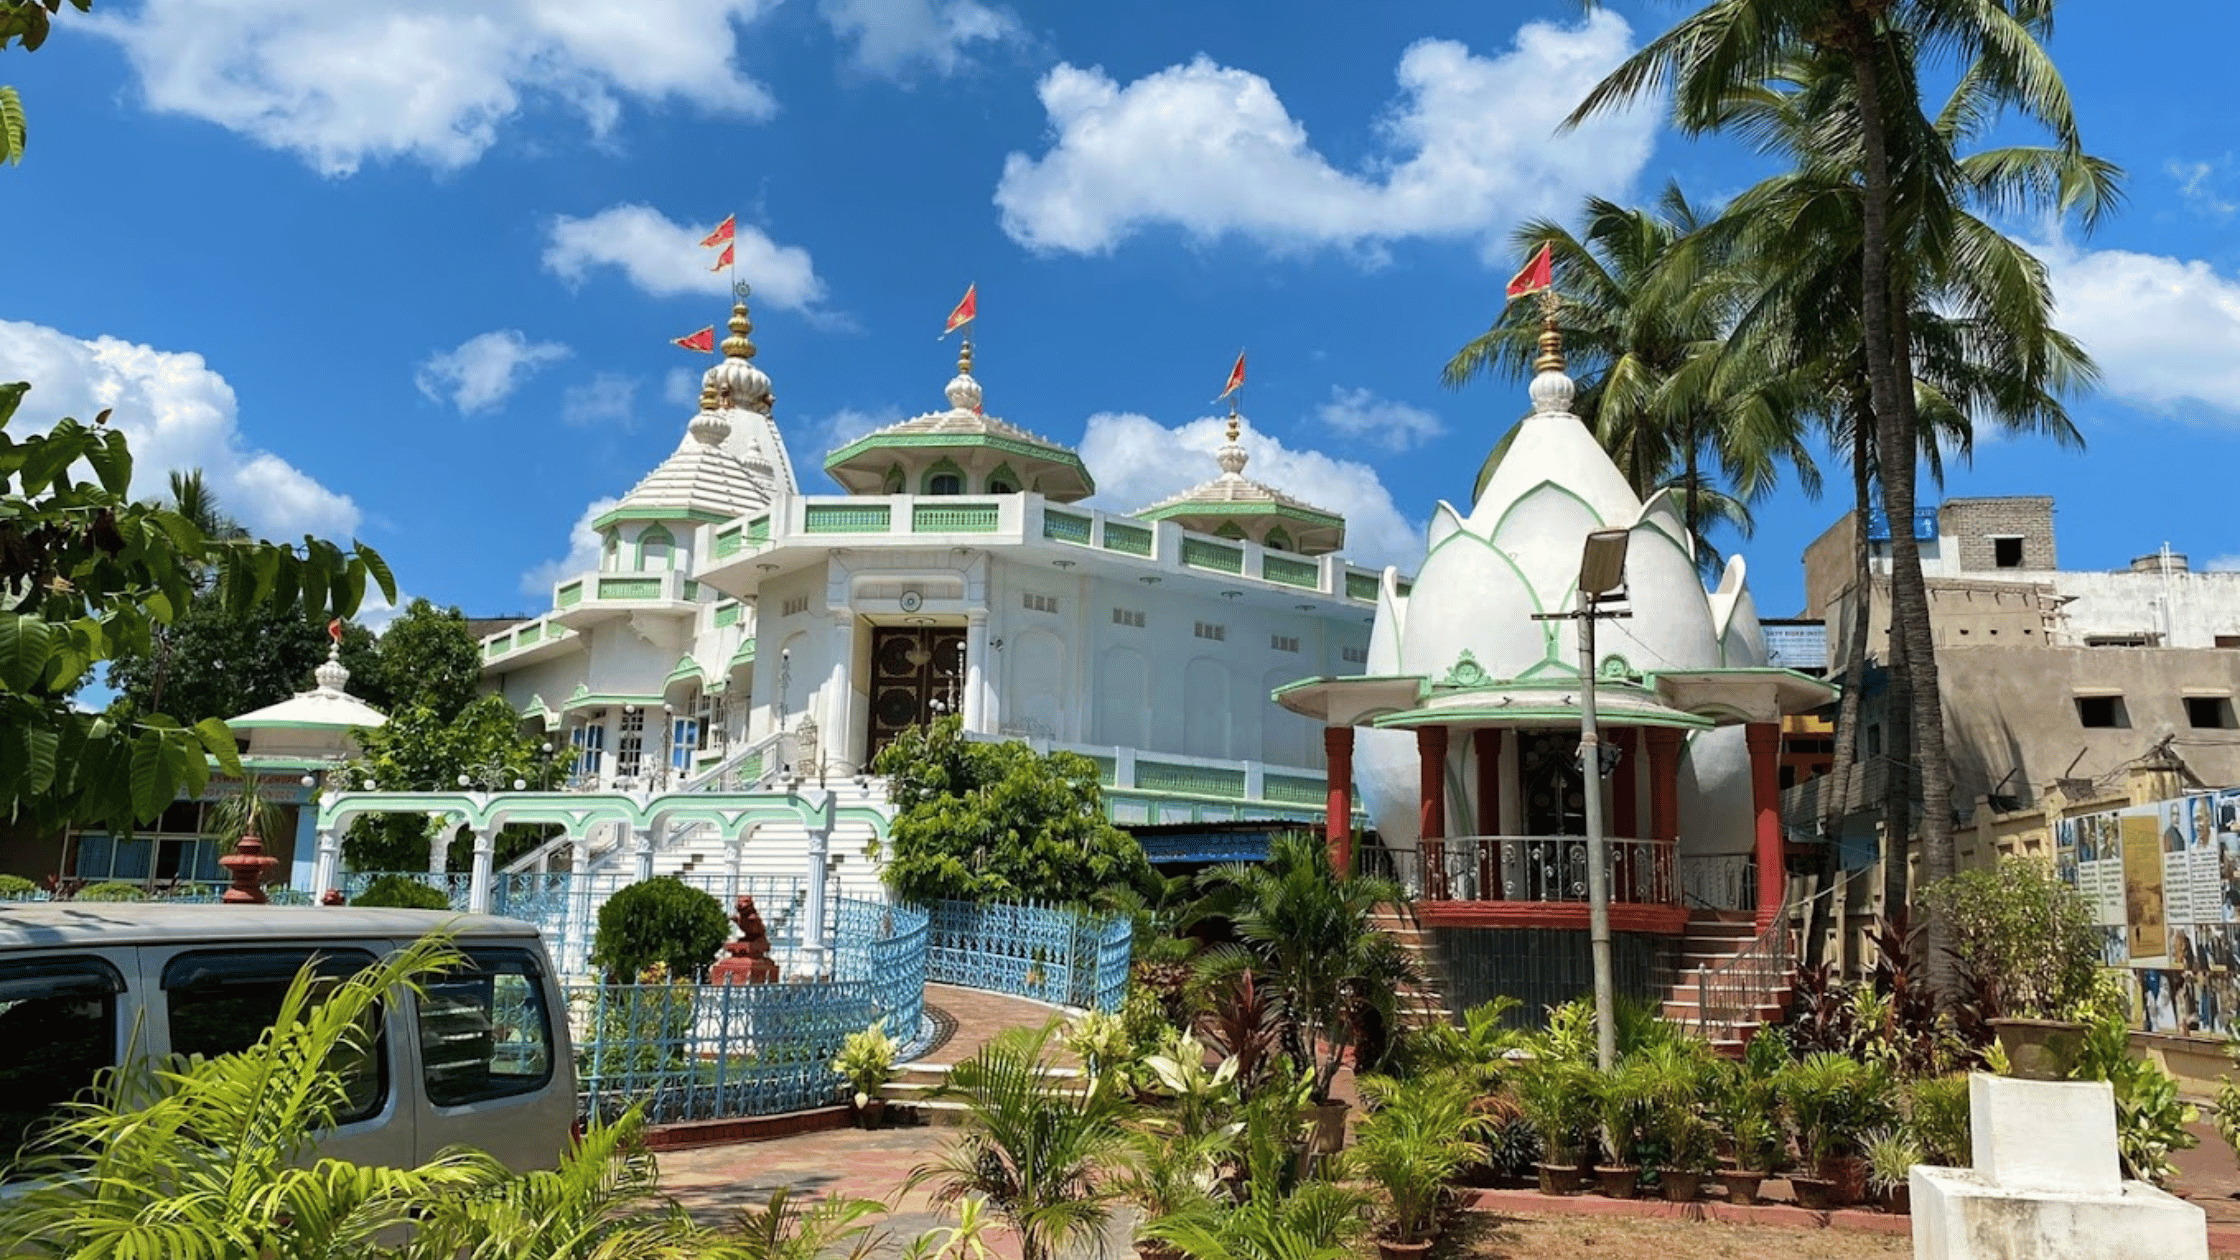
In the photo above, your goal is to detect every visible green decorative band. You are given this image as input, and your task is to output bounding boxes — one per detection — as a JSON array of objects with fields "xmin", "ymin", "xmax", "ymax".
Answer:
[
  {"xmin": 713, "ymin": 527, "xmax": 742, "ymax": 559},
  {"xmin": 715, "ymin": 602, "xmax": 741, "ymax": 628},
  {"xmin": 597, "ymin": 577, "xmax": 662, "ymax": 600},
  {"xmin": 1263, "ymin": 775, "xmax": 1328, "ymax": 806},
  {"xmin": 746, "ymin": 516, "xmax": 771, "ymax": 544},
  {"xmin": 484, "ymin": 635, "xmax": 511, "ymax": 658},
  {"xmin": 1262, "ymin": 554, "xmax": 1318, "ymax": 588},
  {"xmin": 912, "ymin": 502, "xmax": 1000, "ymax": 533},
  {"xmin": 1103, "ymin": 522, "xmax": 1152, "ymax": 556},
  {"xmin": 1182, "ymin": 538, "xmax": 1243, "ymax": 574},
  {"xmin": 731, "ymin": 637, "xmax": 757, "ymax": 667},
  {"xmin": 1135, "ymin": 760, "xmax": 1247, "ymax": 799},
  {"xmin": 804, "ymin": 503, "xmax": 892, "ymax": 534},
  {"xmin": 683, "ymin": 579, "xmax": 700, "ymax": 601},
  {"xmin": 589, "ymin": 505, "xmax": 732, "ymax": 531},
  {"xmin": 1345, "ymin": 572, "xmax": 1379, "ymax": 602},
  {"xmin": 557, "ymin": 581, "xmax": 584, "ymax": 608},
  {"xmin": 516, "ymin": 623, "xmax": 543, "ymax": 646},
  {"xmin": 1089, "ymin": 755, "xmax": 1116, "ymax": 787},
  {"xmin": 1043, "ymin": 511, "xmax": 1092, "ymax": 545}
]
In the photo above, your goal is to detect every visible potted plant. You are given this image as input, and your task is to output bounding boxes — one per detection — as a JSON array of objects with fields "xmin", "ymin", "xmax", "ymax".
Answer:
[
  {"xmin": 1709, "ymin": 1053, "xmax": 1783, "ymax": 1205},
  {"xmin": 1514, "ymin": 1058, "xmax": 1595, "ymax": 1195},
  {"xmin": 1635, "ymin": 1043, "xmax": 1714, "ymax": 1202},
  {"xmin": 1113, "ymin": 1127, "xmax": 1230, "ymax": 1260},
  {"xmin": 1780, "ymin": 1053, "xmax": 1893, "ymax": 1208},
  {"xmin": 1921, "ymin": 863, "xmax": 2102, "ymax": 1080},
  {"xmin": 1720, "ymin": 1114, "xmax": 1780, "ymax": 1205},
  {"xmin": 832, "ymin": 1020, "xmax": 898, "ymax": 1128},
  {"xmin": 1595, "ymin": 1060, "xmax": 1658, "ymax": 1199},
  {"xmin": 1863, "ymin": 1127, "xmax": 1921, "ymax": 1214},
  {"xmin": 1348, "ymin": 1073, "xmax": 1488, "ymax": 1260}
]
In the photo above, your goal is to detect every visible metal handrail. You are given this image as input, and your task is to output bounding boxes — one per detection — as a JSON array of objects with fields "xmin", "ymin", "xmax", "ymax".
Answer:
[
  {"xmin": 1364, "ymin": 835, "xmax": 1677, "ymax": 906},
  {"xmin": 1687, "ymin": 881, "xmax": 1838, "ymax": 1042}
]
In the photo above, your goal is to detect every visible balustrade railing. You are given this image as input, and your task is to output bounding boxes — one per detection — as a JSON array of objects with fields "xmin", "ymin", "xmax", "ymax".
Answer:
[
  {"xmin": 1686, "ymin": 884, "xmax": 1819, "ymax": 1044},
  {"xmin": 921, "ymin": 899, "xmax": 1132, "ymax": 1012},
  {"xmin": 1363, "ymin": 835, "xmax": 1676, "ymax": 906}
]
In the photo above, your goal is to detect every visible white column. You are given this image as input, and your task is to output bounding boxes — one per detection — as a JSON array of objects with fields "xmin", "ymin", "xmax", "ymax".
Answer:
[
  {"xmin": 426, "ymin": 818, "xmax": 460, "ymax": 875},
  {"xmin": 312, "ymin": 828, "xmax": 342, "ymax": 901},
  {"xmin": 803, "ymin": 790, "xmax": 832, "ymax": 978},
  {"xmin": 467, "ymin": 828, "xmax": 496, "ymax": 915},
  {"xmin": 724, "ymin": 828, "xmax": 745, "ymax": 909},
  {"xmin": 565, "ymin": 836, "xmax": 592, "ymax": 978},
  {"xmin": 823, "ymin": 611, "xmax": 854, "ymax": 775},
  {"xmin": 963, "ymin": 609, "xmax": 989, "ymax": 733},
  {"xmin": 631, "ymin": 826, "xmax": 655, "ymax": 883}
]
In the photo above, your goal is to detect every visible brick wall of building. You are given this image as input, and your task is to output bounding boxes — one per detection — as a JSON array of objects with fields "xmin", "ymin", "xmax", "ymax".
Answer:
[{"xmin": 1941, "ymin": 496, "xmax": 2056, "ymax": 573}]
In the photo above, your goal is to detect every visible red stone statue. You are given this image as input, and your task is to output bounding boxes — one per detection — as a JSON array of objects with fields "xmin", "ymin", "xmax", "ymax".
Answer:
[
  {"xmin": 709, "ymin": 894, "xmax": 780, "ymax": 985},
  {"xmin": 220, "ymin": 827, "xmax": 279, "ymax": 904}
]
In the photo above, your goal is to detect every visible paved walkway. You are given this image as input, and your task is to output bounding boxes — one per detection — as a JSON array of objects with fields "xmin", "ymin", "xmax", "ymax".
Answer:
[{"xmin": 902, "ymin": 983, "xmax": 1078, "ymax": 1067}]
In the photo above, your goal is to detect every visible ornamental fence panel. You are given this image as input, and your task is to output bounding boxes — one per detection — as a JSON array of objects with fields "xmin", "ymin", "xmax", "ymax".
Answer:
[{"xmin": 920, "ymin": 899, "xmax": 1131, "ymax": 1012}]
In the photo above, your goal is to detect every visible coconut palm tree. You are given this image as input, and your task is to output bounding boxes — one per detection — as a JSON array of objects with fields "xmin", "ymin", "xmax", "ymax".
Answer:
[{"xmin": 1574, "ymin": 0, "xmax": 2096, "ymax": 984}]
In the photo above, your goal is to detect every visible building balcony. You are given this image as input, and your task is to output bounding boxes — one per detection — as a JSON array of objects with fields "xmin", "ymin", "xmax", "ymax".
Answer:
[
  {"xmin": 1364, "ymin": 835, "xmax": 1688, "ymax": 932},
  {"xmin": 549, "ymin": 568, "xmax": 701, "ymax": 630},
  {"xmin": 480, "ymin": 612, "xmax": 581, "ymax": 670}
]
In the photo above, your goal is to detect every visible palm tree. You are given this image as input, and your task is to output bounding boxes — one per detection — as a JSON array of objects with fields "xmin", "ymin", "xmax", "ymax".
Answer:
[
  {"xmin": 908, "ymin": 1021, "xmax": 1129, "ymax": 1260},
  {"xmin": 1575, "ymin": 0, "xmax": 2094, "ymax": 985},
  {"xmin": 1445, "ymin": 185, "xmax": 1820, "ymax": 576}
]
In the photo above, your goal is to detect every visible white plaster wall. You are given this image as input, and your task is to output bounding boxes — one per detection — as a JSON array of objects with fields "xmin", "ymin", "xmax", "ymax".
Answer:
[
  {"xmin": 2036, "ymin": 568, "xmax": 2240, "ymax": 648},
  {"xmin": 1677, "ymin": 728, "xmax": 1753, "ymax": 856}
]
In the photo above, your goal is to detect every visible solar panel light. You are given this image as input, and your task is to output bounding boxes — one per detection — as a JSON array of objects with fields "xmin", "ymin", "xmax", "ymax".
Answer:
[{"xmin": 1577, "ymin": 528, "xmax": 1630, "ymax": 598}]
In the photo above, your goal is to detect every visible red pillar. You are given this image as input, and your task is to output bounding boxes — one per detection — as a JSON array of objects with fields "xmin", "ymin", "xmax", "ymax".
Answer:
[
  {"xmin": 1324, "ymin": 726, "xmax": 1355, "ymax": 877},
  {"xmin": 1610, "ymin": 728, "xmax": 1638, "ymax": 839},
  {"xmin": 1645, "ymin": 727, "xmax": 1684, "ymax": 907},
  {"xmin": 1747, "ymin": 722, "xmax": 1784, "ymax": 928},
  {"xmin": 1473, "ymin": 728, "xmax": 1503, "ymax": 900},
  {"xmin": 1418, "ymin": 726, "xmax": 1449, "ymax": 898}
]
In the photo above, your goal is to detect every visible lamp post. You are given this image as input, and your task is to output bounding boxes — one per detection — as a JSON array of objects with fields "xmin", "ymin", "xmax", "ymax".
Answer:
[{"xmin": 1575, "ymin": 527, "xmax": 1630, "ymax": 1072}]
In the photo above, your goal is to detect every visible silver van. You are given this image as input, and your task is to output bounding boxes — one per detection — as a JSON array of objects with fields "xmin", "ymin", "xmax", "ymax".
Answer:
[{"xmin": 0, "ymin": 905, "xmax": 575, "ymax": 1174}]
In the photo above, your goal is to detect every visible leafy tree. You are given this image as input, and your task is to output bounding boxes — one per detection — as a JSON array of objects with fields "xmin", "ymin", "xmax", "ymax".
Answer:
[
  {"xmin": 0, "ymin": 384, "xmax": 393, "ymax": 839},
  {"xmin": 360, "ymin": 598, "xmax": 484, "ymax": 722},
  {"xmin": 106, "ymin": 591, "xmax": 379, "ymax": 724},
  {"xmin": 353, "ymin": 873, "xmax": 453, "ymax": 911},
  {"xmin": 589, "ymin": 877, "xmax": 731, "ymax": 983},
  {"xmin": 870, "ymin": 717, "xmax": 1153, "ymax": 909},
  {"xmin": 341, "ymin": 694, "xmax": 562, "ymax": 871},
  {"xmin": 0, "ymin": 1, "xmax": 90, "ymax": 168}
]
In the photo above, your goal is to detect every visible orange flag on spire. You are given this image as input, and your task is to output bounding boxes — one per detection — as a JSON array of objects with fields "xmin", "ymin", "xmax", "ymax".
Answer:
[
  {"xmin": 327, "ymin": 618, "xmax": 343, "ymax": 643},
  {"xmin": 709, "ymin": 242, "xmax": 735, "ymax": 272},
  {"xmin": 941, "ymin": 283, "xmax": 977, "ymax": 338},
  {"xmin": 673, "ymin": 326, "xmax": 716, "ymax": 353},
  {"xmin": 698, "ymin": 215, "xmax": 736, "ymax": 249},
  {"xmin": 1218, "ymin": 351, "xmax": 1246, "ymax": 402},
  {"xmin": 1505, "ymin": 242, "xmax": 1554, "ymax": 301}
]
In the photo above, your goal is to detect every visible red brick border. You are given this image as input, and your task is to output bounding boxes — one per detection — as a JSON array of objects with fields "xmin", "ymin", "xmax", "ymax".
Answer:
[{"xmin": 644, "ymin": 1106, "xmax": 851, "ymax": 1151}]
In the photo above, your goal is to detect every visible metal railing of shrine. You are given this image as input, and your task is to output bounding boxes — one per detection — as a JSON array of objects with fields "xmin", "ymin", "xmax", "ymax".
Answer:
[
  {"xmin": 1362, "ymin": 836, "xmax": 1677, "ymax": 906},
  {"xmin": 921, "ymin": 899, "xmax": 1132, "ymax": 1013},
  {"xmin": 1686, "ymin": 883, "xmax": 1820, "ymax": 1045},
  {"xmin": 570, "ymin": 897, "xmax": 928, "ymax": 1126}
]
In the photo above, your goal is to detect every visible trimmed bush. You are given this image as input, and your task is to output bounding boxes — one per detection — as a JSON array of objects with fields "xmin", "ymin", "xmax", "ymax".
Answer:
[
  {"xmin": 75, "ymin": 881, "xmax": 148, "ymax": 902},
  {"xmin": 590, "ymin": 877, "xmax": 730, "ymax": 983},
  {"xmin": 353, "ymin": 874, "xmax": 454, "ymax": 911},
  {"xmin": 0, "ymin": 874, "xmax": 37, "ymax": 899}
]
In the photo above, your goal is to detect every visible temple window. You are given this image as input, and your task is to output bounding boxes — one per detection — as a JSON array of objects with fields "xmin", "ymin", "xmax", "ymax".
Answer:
[{"xmin": 638, "ymin": 526, "xmax": 674, "ymax": 571}]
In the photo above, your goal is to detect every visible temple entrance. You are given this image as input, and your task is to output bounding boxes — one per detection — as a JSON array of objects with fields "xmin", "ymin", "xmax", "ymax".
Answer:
[
  {"xmin": 1518, "ymin": 729, "xmax": 1586, "ymax": 836},
  {"xmin": 867, "ymin": 625, "xmax": 966, "ymax": 763}
]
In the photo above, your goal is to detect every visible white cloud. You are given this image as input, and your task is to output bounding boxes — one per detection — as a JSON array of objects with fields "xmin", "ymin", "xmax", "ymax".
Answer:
[
  {"xmin": 520, "ymin": 495, "xmax": 621, "ymax": 600},
  {"xmin": 0, "ymin": 320, "xmax": 361, "ymax": 539},
  {"xmin": 993, "ymin": 13, "xmax": 1655, "ymax": 261},
  {"xmin": 792, "ymin": 406, "xmax": 900, "ymax": 486},
  {"xmin": 819, "ymin": 0, "xmax": 1019, "ymax": 77},
  {"xmin": 1078, "ymin": 412, "xmax": 1423, "ymax": 569},
  {"xmin": 544, "ymin": 204, "xmax": 827, "ymax": 311},
  {"xmin": 2037, "ymin": 237, "xmax": 2240, "ymax": 418},
  {"xmin": 1316, "ymin": 385, "xmax": 1444, "ymax": 451},
  {"xmin": 664, "ymin": 367, "xmax": 701, "ymax": 407},
  {"xmin": 561, "ymin": 372, "xmax": 638, "ymax": 428},
  {"xmin": 2206, "ymin": 555, "xmax": 2240, "ymax": 573},
  {"xmin": 84, "ymin": 0, "xmax": 779, "ymax": 176},
  {"xmin": 415, "ymin": 330, "xmax": 569, "ymax": 414},
  {"xmin": 355, "ymin": 588, "xmax": 414, "ymax": 634},
  {"xmin": 2169, "ymin": 159, "xmax": 2238, "ymax": 218}
]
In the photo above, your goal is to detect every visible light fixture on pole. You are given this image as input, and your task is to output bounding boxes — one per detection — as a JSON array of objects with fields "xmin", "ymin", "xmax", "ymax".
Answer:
[{"xmin": 1575, "ymin": 526, "xmax": 1629, "ymax": 1072}]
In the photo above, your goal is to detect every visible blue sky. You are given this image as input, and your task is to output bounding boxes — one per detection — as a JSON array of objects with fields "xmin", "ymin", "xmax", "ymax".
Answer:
[{"xmin": 8, "ymin": 0, "xmax": 2240, "ymax": 626}]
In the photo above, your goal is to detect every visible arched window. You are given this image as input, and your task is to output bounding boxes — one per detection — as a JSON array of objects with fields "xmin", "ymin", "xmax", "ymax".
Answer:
[
  {"xmin": 1215, "ymin": 521, "xmax": 1247, "ymax": 541},
  {"xmin": 923, "ymin": 458, "xmax": 966, "ymax": 496},
  {"xmin": 602, "ymin": 530, "xmax": 620, "ymax": 571},
  {"xmin": 986, "ymin": 463, "xmax": 1020, "ymax": 495},
  {"xmin": 638, "ymin": 525, "xmax": 675, "ymax": 571},
  {"xmin": 1264, "ymin": 526, "xmax": 1293, "ymax": 553},
  {"xmin": 882, "ymin": 464, "xmax": 905, "ymax": 495}
]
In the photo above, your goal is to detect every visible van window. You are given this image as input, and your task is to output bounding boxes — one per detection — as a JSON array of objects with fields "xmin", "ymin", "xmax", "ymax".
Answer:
[
  {"xmin": 0, "ymin": 957, "xmax": 123, "ymax": 1168},
  {"xmin": 418, "ymin": 950, "xmax": 554, "ymax": 1108},
  {"xmin": 162, "ymin": 949, "xmax": 385, "ymax": 1123}
]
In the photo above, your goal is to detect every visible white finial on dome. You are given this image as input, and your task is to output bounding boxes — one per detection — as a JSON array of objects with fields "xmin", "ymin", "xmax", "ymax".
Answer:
[
  {"xmin": 313, "ymin": 640, "xmax": 349, "ymax": 694},
  {"xmin": 1216, "ymin": 414, "xmax": 1248, "ymax": 479},
  {"xmin": 704, "ymin": 282, "xmax": 773, "ymax": 418},
  {"xmin": 945, "ymin": 339, "xmax": 984, "ymax": 413},
  {"xmin": 1527, "ymin": 313, "xmax": 1575, "ymax": 415}
]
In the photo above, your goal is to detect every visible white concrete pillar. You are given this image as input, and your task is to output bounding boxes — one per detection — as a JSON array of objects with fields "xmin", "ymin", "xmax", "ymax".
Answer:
[
  {"xmin": 426, "ymin": 817, "xmax": 461, "ymax": 875},
  {"xmin": 803, "ymin": 791, "xmax": 832, "ymax": 978},
  {"xmin": 632, "ymin": 826, "xmax": 654, "ymax": 883},
  {"xmin": 724, "ymin": 828, "xmax": 745, "ymax": 909},
  {"xmin": 565, "ymin": 836, "xmax": 592, "ymax": 977},
  {"xmin": 467, "ymin": 829, "xmax": 496, "ymax": 915},
  {"xmin": 311, "ymin": 828, "xmax": 342, "ymax": 901},
  {"xmin": 963, "ymin": 609, "xmax": 989, "ymax": 733},
  {"xmin": 825, "ymin": 611, "xmax": 853, "ymax": 775}
]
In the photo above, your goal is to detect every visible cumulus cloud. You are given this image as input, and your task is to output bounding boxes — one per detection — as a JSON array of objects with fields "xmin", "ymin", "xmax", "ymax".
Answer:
[
  {"xmin": 84, "ymin": 0, "xmax": 779, "ymax": 176},
  {"xmin": 1316, "ymin": 385, "xmax": 1444, "ymax": 451},
  {"xmin": 664, "ymin": 367, "xmax": 701, "ymax": 407},
  {"xmin": 519, "ymin": 495, "xmax": 621, "ymax": 600},
  {"xmin": 791, "ymin": 406, "xmax": 900, "ymax": 486},
  {"xmin": 2036, "ymin": 237, "xmax": 2240, "ymax": 418},
  {"xmin": 544, "ymin": 204, "xmax": 826, "ymax": 311},
  {"xmin": 819, "ymin": 0, "xmax": 1019, "ymax": 77},
  {"xmin": 1078, "ymin": 413, "xmax": 1423, "ymax": 569},
  {"xmin": 2207, "ymin": 555, "xmax": 2240, "ymax": 573},
  {"xmin": 415, "ymin": 330, "xmax": 569, "ymax": 414},
  {"xmin": 561, "ymin": 372, "xmax": 638, "ymax": 428},
  {"xmin": 0, "ymin": 319, "xmax": 360, "ymax": 539},
  {"xmin": 993, "ymin": 13, "xmax": 1655, "ymax": 261}
]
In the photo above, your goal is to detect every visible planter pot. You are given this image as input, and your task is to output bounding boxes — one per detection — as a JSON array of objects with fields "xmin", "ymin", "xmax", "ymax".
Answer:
[
  {"xmin": 1819, "ymin": 1155, "xmax": 1869, "ymax": 1207},
  {"xmin": 1658, "ymin": 1169, "xmax": 1704, "ymax": 1202},
  {"xmin": 1306, "ymin": 1101, "xmax": 1349, "ymax": 1154},
  {"xmin": 1988, "ymin": 1018, "xmax": 2090, "ymax": 1082},
  {"xmin": 1879, "ymin": 1184, "xmax": 1912, "ymax": 1215},
  {"xmin": 1790, "ymin": 1176, "xmax": 1838, "ymax": 1211},
  {"xmin": 1374, "ymin": 1240, "xmax": 1434, "ymax": 1260},
  {"xmin": 1595, "ymin": 1165, "xmax": 1641, "ymax": 1199},
  {"xmin": 852, "ymin": 1098, "xmax": 887, "ymax": 1129},
  {"xmin": 1716, "ymin": 1169, "xmax": 1764, "ymax": 1206},
  {"xmin": 1536, "ymin": 1163, "xmax": 1586, "ymax": 1196},
  {"xmin": 1134, "ymin": 1242, "xmax": 1186, "ymax": 1260}
]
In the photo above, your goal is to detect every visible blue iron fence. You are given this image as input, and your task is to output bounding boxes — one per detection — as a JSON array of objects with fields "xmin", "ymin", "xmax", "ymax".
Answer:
[
  {"xmin": 921, "ymin": 899, "xmax": 1132, "ymax": 1012},
  {"xmin": 568, "ymin": 897, "xmax": 927, "ymax": 1125}
]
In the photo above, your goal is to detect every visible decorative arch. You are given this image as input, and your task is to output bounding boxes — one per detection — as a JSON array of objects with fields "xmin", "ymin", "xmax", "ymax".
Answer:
[
  {"xmin": 636, "ymin": 524, "xmax": 676, "ymax": 571},
  {"xmin": 1214, "ymin": 521, "xmax": 1248, "ymax": 541},
  {"xmin": 1097, "ymin": 646, "xmax": 1151, "ymax": 749},
  {"xmin": 882, "ymin": 463, "xmax": 906, "ymax": 495},
  {"xmin": 985, "ymin": 462, "xmax": 1020, "ymax": 495},
  {"xmin": 601, "ymin": 530, "xmax": 620, "ymax": 571},
  {"xmin": 921, "ymin": 458, "xmax": 966, "ymax": 496},
  {"xmin": 1263, "ymin": 525, "xmax": 1293, "ymax": 552}
]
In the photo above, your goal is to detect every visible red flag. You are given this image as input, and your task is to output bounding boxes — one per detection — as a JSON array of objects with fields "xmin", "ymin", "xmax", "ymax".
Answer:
[
  {"xmin": 941, "ymin": 283, "xmax": 977, "ymax": 338},
  {"xmin": 1505, "ymin": 242, "xmax": 1554, "ymax": 301},
  {"xmin": 698, "ymin": 215, "xmax": 735, "ymax": 249},
  {"xmin": 709, "ymin": 241, "xmax": 734, "ymax": 272},
  {"xmin": 327, "ymin": 618, "xmax": 342, "ymax": 644},
  {"xmin": 672, "ymin": 326, "xmax": 716, "ymax": 353},
  {"xmin": 1218, "ymin": 351, "xmax": 1246, "ymax": 402}
]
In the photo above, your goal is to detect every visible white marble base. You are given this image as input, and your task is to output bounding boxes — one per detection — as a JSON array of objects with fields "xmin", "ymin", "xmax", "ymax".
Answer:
[{"xmin": 1910, "ymin": 1165, "xmax": 2206, "ymax": 1260}]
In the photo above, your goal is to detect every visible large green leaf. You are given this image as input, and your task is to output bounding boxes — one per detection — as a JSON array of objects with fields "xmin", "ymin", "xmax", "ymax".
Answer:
[
  {"xmin": 0, "ymin": 613, "xmax": 53, "ymax": 692},
  {"xmin": 193, "ymin": 716, "xmax": 244, "ymax": 778},
  {"xmin": 0, "ymin": 84, "xmax": 22, "ymax": 166},
  {"xmin": 23, "ymin": 725, "xmax": 57, "ymax": 795},
  {"xmin": 129, "ymin": 727, "xmax": 167, "ymax": 822}
]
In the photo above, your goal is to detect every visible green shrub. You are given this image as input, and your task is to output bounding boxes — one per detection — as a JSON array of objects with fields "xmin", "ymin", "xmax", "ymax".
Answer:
[
  {"xmin": 1919, "ymin": 858, "xmax": 2099, "ymax": 1020},
  {"xmin": 0, "ymin": 874, "xmax": 36, "ymax": 899},
  {"xmin": 2071, "ymin": 1010, "xmax": 2198, "ymax": 1186},
  {"xmin": 589, "ymin": 878, "xmax": 730, "ymax": 983},
  {"xmin": 351, "ymin": 874, "xmax": 454, "ymax": 910},
  {"xmin": 75, "ymin": 881, "xmax": 148, "ymax": 902}
]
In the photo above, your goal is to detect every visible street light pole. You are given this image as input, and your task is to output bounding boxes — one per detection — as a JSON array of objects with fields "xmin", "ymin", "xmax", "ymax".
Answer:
[{"xmin": 1574, "ymin": 528, "xmax": 1630, "ymax": 1072}]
